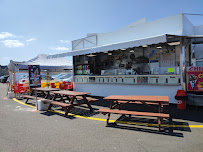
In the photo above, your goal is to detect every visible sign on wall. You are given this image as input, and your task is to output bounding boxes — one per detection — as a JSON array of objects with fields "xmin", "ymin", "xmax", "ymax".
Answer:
[
  {"xmin": 186, "ymin": 67, "xmax": 203, "ymax": 92},
  {"xmin": 28, "ymin": 65, "xmax": 41, "ymax": 88}
]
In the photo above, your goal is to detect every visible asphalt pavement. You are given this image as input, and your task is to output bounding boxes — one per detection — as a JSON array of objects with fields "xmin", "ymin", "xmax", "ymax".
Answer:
[{"xmin": 0, "ymin": 83, "xmax": 203, "ymax": 152}]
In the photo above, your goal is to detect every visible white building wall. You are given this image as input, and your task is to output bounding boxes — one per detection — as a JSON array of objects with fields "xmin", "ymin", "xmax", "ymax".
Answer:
[{"xmin": 74, "ymin": 83, "xmax": 181, "ymax": 104}]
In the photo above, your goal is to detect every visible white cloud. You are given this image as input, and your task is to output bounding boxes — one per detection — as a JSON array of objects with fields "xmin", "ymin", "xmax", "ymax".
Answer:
[
  {"xmin": 26, "ymin": 38, "xmax": 36, "ymax": 42},
  {"xmin": 1, "ymin": 57, "xmax": 10, "ymax": 60},
  {"xmin": 1, "ymin": 40, "xmax": 24, "ymax": 48},
  {"xmin": 60, "ymin": 40, "xmax": 71, "ymax": 44},
  {"xmin": 0, "ymin": 32, "xmax": 16, "ymax": 39},
  {"xmin": 51, "ymin": 46, "xmax": 69, "ymax": 51}
]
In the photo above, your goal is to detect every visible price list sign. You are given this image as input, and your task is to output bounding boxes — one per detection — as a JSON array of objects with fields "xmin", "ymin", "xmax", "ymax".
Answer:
[{"xmin": 28, "ymin": 65, "xmax": 41, "ymax": 88}]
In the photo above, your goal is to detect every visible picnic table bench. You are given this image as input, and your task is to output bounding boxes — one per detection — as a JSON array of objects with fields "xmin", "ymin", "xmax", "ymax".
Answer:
[
  {"xmin": 98, "ymin": 109, "xmax": 169, "ymax": 131},
  {"xmin": 23, "ymin": 95, "xmax": 49, "ymax": 103},
  {"xmin": 98, "ymin": 95, "xmax": 170, "ymax": 131},
  {"xmin": 113, "ymin": 100, "xmax": 168, "ymax": 112}
]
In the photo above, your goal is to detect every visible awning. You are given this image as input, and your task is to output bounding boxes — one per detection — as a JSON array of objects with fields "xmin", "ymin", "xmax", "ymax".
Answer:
[
  {"xmin": 47, "ymin": 34, "xmax": 167, "ymax": 59},
  {"xmin": 167, "ymin": 34, "xmax": 203, "ymax": 44}
]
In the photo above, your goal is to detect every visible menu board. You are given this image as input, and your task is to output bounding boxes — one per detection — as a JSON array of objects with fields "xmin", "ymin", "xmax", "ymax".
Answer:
[
  {"xmin": 186, "ymin": 67, "xmax": 203, "ymax": 92},
  {"xmin": 160, "ymin": 53, "xmax": 175, "ymax": 67},
  {"xmin": 28, "ymin": 65, "xmax": 41, "ymax": 88}
]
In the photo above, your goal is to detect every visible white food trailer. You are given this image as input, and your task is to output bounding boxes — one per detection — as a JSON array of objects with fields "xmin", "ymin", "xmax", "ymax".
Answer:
[{"xmin": 48, "ymin": 14, "xmax": 203, "ymax": 104}]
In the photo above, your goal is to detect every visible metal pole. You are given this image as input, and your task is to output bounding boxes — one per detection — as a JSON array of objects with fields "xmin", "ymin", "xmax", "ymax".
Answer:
[
  {"xmin": 35, "ymin": 86, "xmax": 38, "ymax": 110},
  {"xmin": 72, "ymin": 56, "xmax": 75, "ymax": 91},
  {"xmin": 180, "ymin": 37, "xmax": 186, "ymax": 90},
  {"xmin": 18, "ymin": 65, "xmax": 20, "ymax": 98}
]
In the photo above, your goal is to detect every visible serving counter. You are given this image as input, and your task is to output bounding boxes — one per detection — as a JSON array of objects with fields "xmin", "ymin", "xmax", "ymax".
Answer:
[{"xmin": 74, "ymin": 75, "xmax": 181, "ymax": 85}]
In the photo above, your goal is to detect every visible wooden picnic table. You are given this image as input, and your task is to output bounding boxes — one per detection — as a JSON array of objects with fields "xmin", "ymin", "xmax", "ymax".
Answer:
[
  {"xmin": 31, "ymin": 87, "xmax": 60, "ymax": 99},
  {"xmin": 104, "ymin": 95, "xmax": 169, "ymax": 112},
  {"xmin": 50, "ymin": 90, "xmax": 95, "ymax": 114},
  {"xmin": 99, "ymin": 95, "xmax": 170, "ymax": 131}
]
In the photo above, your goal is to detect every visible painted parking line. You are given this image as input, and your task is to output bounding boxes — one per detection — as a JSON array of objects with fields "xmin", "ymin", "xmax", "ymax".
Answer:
[{"xmin": 13, "ymin": 98, "xmax": 203, "ymax": 128}]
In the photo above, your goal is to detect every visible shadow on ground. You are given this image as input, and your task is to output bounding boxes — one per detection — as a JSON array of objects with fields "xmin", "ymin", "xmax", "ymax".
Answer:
[
  {"xmin": 20, "ymin": 96, "xmax": 202, "ymax": 137},
  {"xmin": 25, "ymin": 100, "xmax": 100, "ymax": 119}
]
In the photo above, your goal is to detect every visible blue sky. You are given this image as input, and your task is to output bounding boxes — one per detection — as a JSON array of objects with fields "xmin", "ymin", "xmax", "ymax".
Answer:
[{"xmin": 0, "ymin": 0, "xmax": 203, "ymax": 65}]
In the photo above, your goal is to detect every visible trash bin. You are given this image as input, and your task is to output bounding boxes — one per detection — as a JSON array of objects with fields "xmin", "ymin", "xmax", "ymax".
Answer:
[
  {"xmin": 37, "ymin": 100, "xmax": 50, "ymax": 111},
  {"xmin": 175, "ymin": 90, "xmax": 187, "ymax": 110}
]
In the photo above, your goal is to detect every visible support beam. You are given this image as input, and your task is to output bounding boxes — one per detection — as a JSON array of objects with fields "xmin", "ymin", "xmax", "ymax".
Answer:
[{"xmin": 180, "ymin": 38, "xmax": 186, "ymax": 90}]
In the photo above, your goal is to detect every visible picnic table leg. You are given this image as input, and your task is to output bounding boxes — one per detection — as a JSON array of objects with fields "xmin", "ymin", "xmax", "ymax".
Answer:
[
  {"xmin": 52, "ymin": 94, "xmax": 57, "ymax": 101},
  {"xmin": 129, "ymin": 114, "xmax": 132, "ymax": 120},
  {"xmin": 106, "ymin": 100, "xmax": 115, "ymax": 124},
  {"xmin": 107, "ymin": 113, "xmax": 111, "ymax": 125},
  {"xmin": 64, "ymin": 106, "xmax": 73, "ymax": 116},
  {"xmin": 48, "ymin": 103, "xmax": 52, "ymax": 110},
  {"xmin": 41, "ymin": 91, "xmax": 46, "ymax": 98},
  {"xmin": 158, "ymin": 102, "xmax": 161, "ymax": 113},
  {"xmin": 70, "ymin": 96, "xmax": 76, "ymax": 104},
  {"xmin": 66, "ymin": 95, "xmax": 71, "ymax": 103},
  {"xmin": 45, "ymin": 91, "xmax": 49, "ymax": 99},
  {"xmin": 82, "ymin": 95, "xmax": 93, "ymax": 111},
  {"xmin": 158, "ymin": 102, "xmax": 164, "ymax": 128},
  {"xmin": 25, "ymin": 98, "xmax": 29, "ymax": 104},
  {"xmin": 111, "ymin": 101, "xmax": 121, "ymax": 109},
  {"xmin": 25, "ymin": 90, "xmax": 34, "ymax": 104},
  {"xmin": 158, "ymin": 117, "xmax": 161, "ymax": 131},
  {"xmin": 59, "ymin": 94, "xmax": 66, "ymax": 103}
]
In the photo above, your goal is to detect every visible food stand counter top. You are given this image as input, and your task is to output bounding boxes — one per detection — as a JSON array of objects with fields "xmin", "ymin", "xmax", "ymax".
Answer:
[{"xmin": 74, "ymin": 75, "xmax": 181, "ymax": 85}]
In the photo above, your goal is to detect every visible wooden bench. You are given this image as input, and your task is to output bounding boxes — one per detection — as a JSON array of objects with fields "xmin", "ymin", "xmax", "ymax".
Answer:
[
  {"xmin": 98, "ymin": 109, "xmax": 170, "ymax": 131},
  {"xmin": 115, "ymin": 100, "xmax": 168, "ymax": 105},
  {"xmin": 76, "ymin": 96, "xmax": 98, "ymax": 102},
  {"xmin": 113, "ymin": 100, "xmax": 168, "ymax": 112},
  {"xmin": 48, "ymin": 101, "xmax": 74, "ymax": 116},
  {"xmin": 23, "ymin": 95, "xmax": 48, "ymax": 103}
]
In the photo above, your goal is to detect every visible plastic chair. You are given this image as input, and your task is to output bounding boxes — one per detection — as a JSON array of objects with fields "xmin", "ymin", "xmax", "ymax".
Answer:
[
  {"xmin": 13, "ymin": 85, "xmax": 19, "ymax": 93},
  {"xmin": 51, "ymin": 83, "xmax": 56, "ymax": 88},
  {"xmin": 59, "ymin": 83, "xmax": 65, "ymax": 90},
  {"xmin": 65, "ymin": 82, "xmax": 71, "ymax": 85},
  {"xmin": 19, "ymin": 85, "xmax": 27, "ymax": 94},
  {"xmin": 67, "ymin": 83, "xmax": 73, "ymax": 90}
]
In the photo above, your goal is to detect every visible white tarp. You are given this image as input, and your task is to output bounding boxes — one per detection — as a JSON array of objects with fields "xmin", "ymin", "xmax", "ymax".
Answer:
[{"xmin": 18, "ymin": 54, "xmax": 72, "ymax": 69}]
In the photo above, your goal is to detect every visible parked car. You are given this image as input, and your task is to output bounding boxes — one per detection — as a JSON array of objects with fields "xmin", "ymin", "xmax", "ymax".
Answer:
[
  {"xmin": 0, "ymin": 76, "xmax": 4, "ymax": 82},
  {"xmin": 62, "ymin": 76, "xmax": 73, "ymax": 82},
  {"xmin": 6, "ymin": 77, "xmax": 10, "ymax": 83},
  {"xmin": 0, "ymin": 75, "xmax": 9, "ymax": 83},
  {"xmin": 51, "ymin": 73, "xmax": 67, "ymax": 79},
  {"xmin": 54, "ymin": 73, "xmax": 72, "ymax": 82}
]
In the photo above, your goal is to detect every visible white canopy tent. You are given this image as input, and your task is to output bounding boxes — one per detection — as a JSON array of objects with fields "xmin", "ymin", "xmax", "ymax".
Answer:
[
  {"xmin": 18, "ymin": 54, "xmax": 72, "ymax": 69},
  {"xmin": 8, "ymin": 54, "xmax": 72, "ymax": 87}
]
